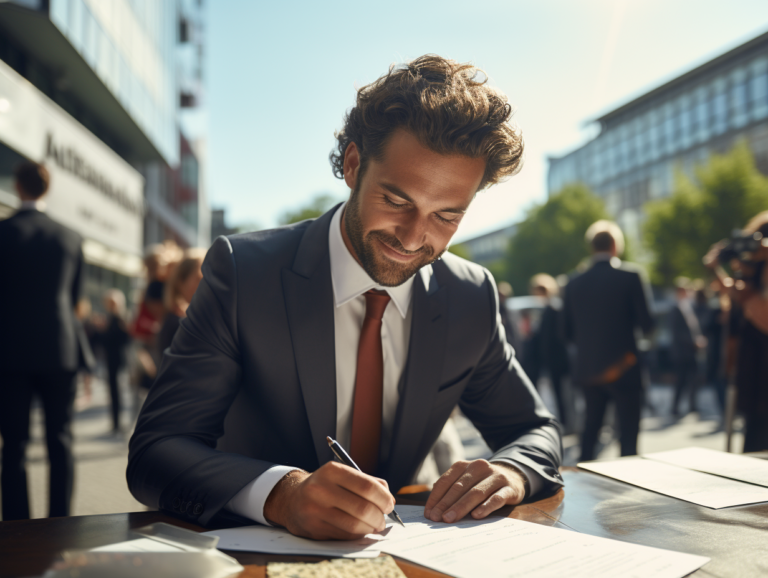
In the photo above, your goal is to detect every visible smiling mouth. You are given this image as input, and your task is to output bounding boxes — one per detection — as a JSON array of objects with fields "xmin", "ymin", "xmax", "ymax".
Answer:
[{"xmin": 377, "ymin": 238, "xmax": 420, "ymax": 262}]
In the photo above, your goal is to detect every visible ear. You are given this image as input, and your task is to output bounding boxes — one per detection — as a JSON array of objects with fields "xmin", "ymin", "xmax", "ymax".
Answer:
[{"xmin": 343, "ymin": 142, "xmax": 361, "ymax": 190}]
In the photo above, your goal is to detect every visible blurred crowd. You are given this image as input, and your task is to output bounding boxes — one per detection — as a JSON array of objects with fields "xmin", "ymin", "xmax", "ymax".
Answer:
[
  {"xmin": 507, "ymin": 212, "xmax": 768, "ymax": 456},
  {"xmin": 75, "ymin": 241, "xmax": 207, "ymax": 434}
]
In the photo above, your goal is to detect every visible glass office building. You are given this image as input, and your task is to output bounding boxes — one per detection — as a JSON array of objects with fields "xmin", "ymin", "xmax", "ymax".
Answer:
[
  {"xmin": 0, "ymin": 0, "xmax": 209, "ymax": 307},
  {"xmin": 548, "ymin": 30, "xmax": 768, "ymax": 243}
]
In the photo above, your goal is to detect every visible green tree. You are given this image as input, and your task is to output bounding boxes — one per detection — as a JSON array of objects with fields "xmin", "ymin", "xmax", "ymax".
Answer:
[
  {"xmin": 643, "ymin": 141, "xmax": 768, "ymax": 286},
  {"xmin": 447, "ymin": 242, "xmax": 470, "ymax": 260},
  {"xmin": 506, "ymin": 183, "xmax": 610, "ymax": 295},
  {"xmin": 279, "ymin": 193, "xmax": 339, "ymax": 225}
]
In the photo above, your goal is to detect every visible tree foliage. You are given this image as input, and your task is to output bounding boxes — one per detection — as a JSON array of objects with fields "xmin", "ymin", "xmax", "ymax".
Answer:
[
  {"xmin": 279, "ymin": 193, "xmax": 340, "ymax": 225},
  {"xmin": 505, "ymin": 183, "xmax": 610, "ymax": 295},
  {"xmin": 643, "ymin": 141, "xmax": 768, "ymax": 286},
  {"xmin": 447, "ymin": 243, "xmax": 470, "ymax": 260}
]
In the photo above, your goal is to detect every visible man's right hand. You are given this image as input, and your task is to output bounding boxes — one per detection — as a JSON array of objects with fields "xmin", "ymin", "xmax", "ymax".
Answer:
[{"xmin": 262, "ymin": 462, "xmax": 395, "ymax": 540}]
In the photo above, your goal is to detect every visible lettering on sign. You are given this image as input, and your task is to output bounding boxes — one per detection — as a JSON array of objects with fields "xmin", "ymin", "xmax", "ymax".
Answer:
[{"xmin": 45, "ymin": 133, "xmax": 144, "ymax": 217}]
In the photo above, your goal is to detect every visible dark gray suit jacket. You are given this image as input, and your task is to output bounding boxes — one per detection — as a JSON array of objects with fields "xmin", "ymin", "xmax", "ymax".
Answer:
[
  {"xmin": 0, "ymin": 209, "xmax": 86, "ymax": 373},
  {"xmin": 670, "ymin": 302, "xmax": 700, "ymax": 362},
  {"xmin": 563, "ymin": 259, "xmax": 654, "ymax": 384},
  {"xmin": 127, "ymin": 206, "xmax": 563, "ymax": 527}
]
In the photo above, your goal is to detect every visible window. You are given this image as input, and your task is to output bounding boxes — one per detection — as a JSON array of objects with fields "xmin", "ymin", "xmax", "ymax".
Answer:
[
  {"xmin": 678, "ymin": 94, "xmax": 692, "ymax": 149},
  {"xmin": 663, "ymin": 102, "xmax": 676, "ymax": 155},
  {"xmin": 750, "ymin": 57, "xmax": 768, "ymax": 121},
  {"xmin": 712, "ymin": 77, "xmax": 728, "ymax": 135},
  {"xmin": 731, "ymin": 67, "xmax": 748, "ymax": 128},
  {"xmin": 693, "ymin": 85, "xmax": 709, "ymax": 143}
]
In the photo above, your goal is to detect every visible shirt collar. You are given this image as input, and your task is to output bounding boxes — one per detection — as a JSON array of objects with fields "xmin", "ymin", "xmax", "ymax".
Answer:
[
  {"xmin": 19, "ymin": 200, "xmax": 46, "ymax": 212},
  {"xmin": 328, "ymin": 201, "xmax": 432, "ymax": 319},
  {"xmin": 591, "ymin": 252, "xmax": 621, "ymax": 268}
]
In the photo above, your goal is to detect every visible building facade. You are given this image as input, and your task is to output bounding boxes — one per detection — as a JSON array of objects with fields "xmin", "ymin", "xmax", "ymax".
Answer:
[
  {"xmin": 548, "ymin": 30, "xmax": 768, "ymax": 243},
  {"xmin": 460, "ymin": 224, "xmax": 517, "ymax": 268},
  {"xmin": 0, "ymin": 0, "xmax": 209, "ymax": 307}
]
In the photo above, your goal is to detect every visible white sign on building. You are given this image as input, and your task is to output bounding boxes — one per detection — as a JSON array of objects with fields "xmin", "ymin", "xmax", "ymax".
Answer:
[{"xmin": 0, "ymin": 58, "xmax": 144, "ymax": 273}]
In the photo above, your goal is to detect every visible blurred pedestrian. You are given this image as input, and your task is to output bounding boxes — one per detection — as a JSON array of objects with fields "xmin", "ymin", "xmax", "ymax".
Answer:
[
  {"xmin": 703, "ymin": 279, "xmax": 729, "ymax": 417},
  {"xmin": 563, "ymin": 220, "xmax": 654, "ymax": 461},
  {"xmin": 529, "ymin": 274, "xmax": 570, "ymax": 429},
  {"xmin": 74, "ymin": 298, "xmax": 97, "ymax": 410},
  {"xmin": 156, "ymin": 249, "xmax": 207, "ymax": 356},
  {"xmin": 131, "ymin": 242, "xmax": 178, "ymax": 390},
  {"xmin": 704, "ymin": 211, "xmax": 768, "ymax": 451},
  {"xmin": 0, "ymin": 161, "xmax": 92, "ymax": 520},
  {"xmin": 98, "ymin": 290, "xmax": 131, "ymax": 433},
  {"xmin": 497, "ymin": 281, "xmax": 522, "ymax": 355},
  {"xmin": 670, "ymin": 277, "xmax": 706, "ymax": 416}
]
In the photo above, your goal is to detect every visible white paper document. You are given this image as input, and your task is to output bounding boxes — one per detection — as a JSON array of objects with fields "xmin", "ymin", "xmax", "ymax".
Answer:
[
  {"xmin": 579, "ymin": 456, "xmax": 768, "ymax": 508},
  {"xmin": 377, "ymin": 506, "xmax": 708, "ymax": 578},
  {"xmin": 202, "ymin": 524, "xmax": 383, "ymax": 558},
  {"xmin": 644, "ymin": 447, "xmax": 768, "ymax": 487}
]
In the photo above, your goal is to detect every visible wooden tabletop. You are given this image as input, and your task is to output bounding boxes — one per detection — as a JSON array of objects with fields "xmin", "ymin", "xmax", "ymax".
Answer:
[{"xmin": 1, "ymin": 467, "xmax": 766, "ymax": 578}]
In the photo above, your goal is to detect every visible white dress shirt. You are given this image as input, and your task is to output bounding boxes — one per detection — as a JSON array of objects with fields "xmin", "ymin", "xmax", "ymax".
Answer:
[
  {"xmin": 19, "ymin": 200, "xmax": 46, "ymax": 211},
  {"xmin": 226, "ymin": 203, "xmax": 538, "ymax": 525}
]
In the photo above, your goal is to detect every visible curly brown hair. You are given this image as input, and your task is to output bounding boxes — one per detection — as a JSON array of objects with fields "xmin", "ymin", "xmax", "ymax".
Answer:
[{"xmin": 330, "ymin": 54, "xmax": 523, "ymax": 191}]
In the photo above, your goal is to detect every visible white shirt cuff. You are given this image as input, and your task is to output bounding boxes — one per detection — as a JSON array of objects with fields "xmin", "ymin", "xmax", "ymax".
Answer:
[
  {"xmin": 225, "ymin": 465, "xmax": 299, "ymax": 526},
  {"xmin": 490, "ymin": 459, "xmax": 543, "ymax": 498}
]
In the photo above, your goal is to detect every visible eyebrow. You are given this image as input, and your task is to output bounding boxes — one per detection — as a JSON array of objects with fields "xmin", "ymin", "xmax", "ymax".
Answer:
[{"xmin": 380, "ymin": 183, "xmax": 468, "ymax": 215}]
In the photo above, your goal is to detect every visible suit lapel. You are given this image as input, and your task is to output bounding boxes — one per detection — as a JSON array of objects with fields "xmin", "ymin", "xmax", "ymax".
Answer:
[
  {"xmin": 383, "ymin": 268, "xmax": 449, "ymax": 490},
  {"xmin": 282, "ymin": 207, "xmax": 341, "ymax": 467}
]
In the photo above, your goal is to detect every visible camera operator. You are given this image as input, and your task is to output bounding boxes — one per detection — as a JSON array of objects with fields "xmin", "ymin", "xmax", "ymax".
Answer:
[{"xmin": 704, "ymin": 211, "xmax": 768, "ymax": 452}]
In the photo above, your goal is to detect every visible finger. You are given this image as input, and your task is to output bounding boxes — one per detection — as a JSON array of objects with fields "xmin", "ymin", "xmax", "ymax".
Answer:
[
  {"xmin": 439, "ymin": 473, "xmax": 506, "ymax": 523},
  {"xmin": 331, "ymin": 484, "xmax": 388, "ymax": 532},
  {"xmin": 374, "ymin": 477, "xmax": 390, "ymax": 491},
  {"xmin": 447, "ymin": 475, "xmax": 510, "ymax": 521},
  {"xmin": 429, "ymin": 461, "xmax": 495, "ymax": 522},
  {"xmin": 425, "ymin": 461, "xmax": 469, "ymax": 517},
  {"xmin": 325, "ymin": 463, "xmax": 393, "ymax": 516},
  {"xmin": 471, "ymin": 486, "xmax": 516, "ymax": 519}
]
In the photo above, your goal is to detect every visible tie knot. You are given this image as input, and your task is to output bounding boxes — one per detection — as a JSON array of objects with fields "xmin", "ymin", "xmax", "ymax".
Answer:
[{"xmin": 364, "ymin": 289, "xmax": 391, "ymax": 321}]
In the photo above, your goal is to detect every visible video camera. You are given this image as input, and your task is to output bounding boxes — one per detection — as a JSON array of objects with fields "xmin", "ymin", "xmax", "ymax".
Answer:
[{"xmin": 717, "ymin": 230, "xmax": 768, "ymax": 266}]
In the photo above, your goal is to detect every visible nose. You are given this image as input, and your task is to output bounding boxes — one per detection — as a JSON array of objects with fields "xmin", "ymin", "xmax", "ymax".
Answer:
[{"xmin": 396, "ymin": 212, "xmax": 428, "ymax": 252}]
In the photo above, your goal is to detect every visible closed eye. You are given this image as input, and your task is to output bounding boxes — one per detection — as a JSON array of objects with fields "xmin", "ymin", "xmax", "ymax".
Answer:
[{"xmin": 383, "ymin": 195, "xmax": 407, "ymax": 209}]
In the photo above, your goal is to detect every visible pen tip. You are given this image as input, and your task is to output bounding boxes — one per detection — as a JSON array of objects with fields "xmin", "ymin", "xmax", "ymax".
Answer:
[
  {"xmin": 326, "ymin": 436, "xmax": 333, "ymax": 445},
  {"xmin": 395, "ymin": 512, "xmax": 405, "ymax": 527}
]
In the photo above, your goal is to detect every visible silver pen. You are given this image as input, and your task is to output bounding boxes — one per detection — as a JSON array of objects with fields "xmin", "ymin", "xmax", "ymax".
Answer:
[{"xmin": 326, "ymin": 436, "xmax": 405, "ymax": 527}]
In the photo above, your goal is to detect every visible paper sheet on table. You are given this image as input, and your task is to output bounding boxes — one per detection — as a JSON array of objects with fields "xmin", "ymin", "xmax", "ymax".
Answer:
[
  {"xmin": 202, "ymin": 524, "xmax": 383, "ymax": 558},
  {"xmin": 579, "ymin": 456, "xmax": 768, "ymax": 508},
  {"xmin": 644, "ymin": 447, "xmax": 768, "ymax": 487},
  {"xmin": 85, "ymin": 539, "xmax": 243, "ymax": 578},
  {"xmin": 378, "ymin": 506, "xmax": 708, "ymax": 578}
]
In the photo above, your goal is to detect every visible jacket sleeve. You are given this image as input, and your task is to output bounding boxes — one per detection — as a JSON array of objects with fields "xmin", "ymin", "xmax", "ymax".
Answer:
[
  {"xmin": 127, "ymin": 236, "xmax": 277, "ymax": 526},
  {"xmin": 631, "ymin": 269, "xmax": 654, "ymax": 335},
  {"xmin": 458, "ymin": 271, "xmax": 564, "ymax": 496}
]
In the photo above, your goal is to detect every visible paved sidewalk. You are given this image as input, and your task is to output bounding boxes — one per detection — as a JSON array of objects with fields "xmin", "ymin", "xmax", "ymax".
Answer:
[
  {"xmin": 6, "ymin": 375, "xmax": 745, "ymax": 521},
  {"xmin": 14, "ymin": 374, "xmax": 144, "ymax": 520},
  {"xmin": 457, "ymin": 379, "xmax": 744, "ymax": 465}
]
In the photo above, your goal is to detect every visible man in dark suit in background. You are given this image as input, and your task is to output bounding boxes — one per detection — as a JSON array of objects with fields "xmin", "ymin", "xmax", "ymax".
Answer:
[
  {"xmin": 563, "ymin": 221, "xmax": 653, "ymax": 462},
  {"xmin": 0, "ymin": 161, "xmax": 88, "ymax": 520},
  {"xmin": 670, "ymin": 278, "xmax": 705, "ymax": 417},
  {"xmin": 128, "ymin": 55, "xmax": 562, "ymax": 541}
]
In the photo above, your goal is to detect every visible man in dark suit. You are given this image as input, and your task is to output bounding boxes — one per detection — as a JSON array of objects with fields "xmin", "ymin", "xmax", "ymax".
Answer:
[
  {"xmin": 0, "ymin": 161, "xmax": 87, "ymax": 520},
  {"xmin": 128, "ymin": 55, "xmax": 563, "ymax": 540},
  {"xmin": 670, "ymin": 279, "xmax": 704, "ymax": 416},
  {"xmin": 563, "ymin": 221, "xmax": 653, "ymax": 462}
]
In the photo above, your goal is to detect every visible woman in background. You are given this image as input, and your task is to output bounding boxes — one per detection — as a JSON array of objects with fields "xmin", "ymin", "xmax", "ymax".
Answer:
[{"xmin": 156, "ymin": 249, "xmax": 207, "ymax": 358}]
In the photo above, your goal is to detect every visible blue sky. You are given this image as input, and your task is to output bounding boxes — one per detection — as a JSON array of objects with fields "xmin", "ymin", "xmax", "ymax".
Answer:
[{"xmin": 202, "ymin": 0, "xmax": 768, "ymax": 242}]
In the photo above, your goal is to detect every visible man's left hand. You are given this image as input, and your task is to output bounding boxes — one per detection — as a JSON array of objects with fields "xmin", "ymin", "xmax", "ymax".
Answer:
[{"xmin": 424, "ymin": 460, "xmax": 527, "ymax": 523}]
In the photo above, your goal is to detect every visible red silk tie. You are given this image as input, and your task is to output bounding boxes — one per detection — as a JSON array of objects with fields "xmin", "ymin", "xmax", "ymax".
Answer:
[{"xmin": 349, "ymin": 289, "xmax": 391, "ymax": 475}]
